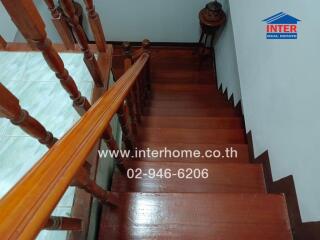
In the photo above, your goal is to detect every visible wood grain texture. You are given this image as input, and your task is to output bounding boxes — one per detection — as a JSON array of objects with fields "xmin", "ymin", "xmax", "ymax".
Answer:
[
  {"xmin": 140, "ymin": 116, "xmax": 244, "ymax": 129},
  {"xmin": 99, "ymin": 193, "xmax": 292, "ymax": 240},
  {"xmin": 136, "ymin": 142, "xmax": 250, "ymax": 162},
  {"xmin": 113, "ymin": 161, "xmax": 266, "ymax": 193},
  {"xmin": 138, "ymin": 127, "xmax": 246, "ymax": 144}
]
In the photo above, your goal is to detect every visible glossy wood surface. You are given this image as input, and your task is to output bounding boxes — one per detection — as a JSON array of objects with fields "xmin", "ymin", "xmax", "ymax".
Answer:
[
  {"xmin": 100, "ymin": 47, "xmax": 292, "ymax": 239},
  {"xmin": 138, "ymin": 127, "xmax": 246, "ymax": 144},
  {"xmin": 113, "ymin": 161, "xmax": 266, "ymax": 193},
  {"xmin": 0, "ymin": 53, "xmax": 149, "ymax": 239},
  {"xmin": 141, "ymin": 116, "xmax": 243, "ymax": 129},
  {"xmin": 99, "ymin": 193, "xmax": 292, "ymax": 240}
]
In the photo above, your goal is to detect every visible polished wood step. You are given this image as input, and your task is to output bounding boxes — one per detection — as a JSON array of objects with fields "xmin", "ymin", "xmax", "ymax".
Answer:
[
  {"xmin": 136, "ymin": 142, "xmax": 250, "ymax": 162},
  {"xmin": 99, "ymin": 193, "xmax": 292, "ymax": 240},
  {"xmin": 143, "ymin": 107, "xmax": 240, "ymax": 117},
  {"xmin": 149, "ymin": 92, "xmax": 230, "ymax": 104},
  {"xmin": 151, "ymin": 70, "xmax": 214, "ymax": 84},
  {"xmin": 112, "ymin": 161, "xmax": 266, "ymax": 193},
  {"xmin": 146, "ymin": 98, "xmax": 234, "ymax": 109},
  {"xmin": 138, "ymin": 127, "xmax": 246, "ymax": 144},
  {"xmin": 151, "ymin": 83, "xmax": 217, "ymax": 93},
  {"xmin": 140, "ymin": 116, "xmax": 244, "ymax": 129}
]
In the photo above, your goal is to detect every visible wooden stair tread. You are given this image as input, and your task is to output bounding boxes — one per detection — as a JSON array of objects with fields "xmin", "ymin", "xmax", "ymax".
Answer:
[
  {"xmin": 137, "ymin": 142, "xmax": 250, "ymax": 162},
  {"xmin": 138, "ymin": 127, "xmax": 246, "ymax": 144},
  {"xmin": 144, "ymin": 107, "xmax": 241, "ymax": 117},
  {"xmin": 146, "ymin": 99, "xmax": 235, "ymax": 109},
  {"xmin": 112, "ymin": 161, "xmax": 266, "ymax": 193},
  {"xmin": 151, "ymin": 83, "xmax": 217, "ymax": 92},
  {"xmin": 99, "ymin": 193, "xmax": 292, "ymax": 240},
  {"xmin": 140, "ymin": 116, "xmax": 244, "ymax": 129}
]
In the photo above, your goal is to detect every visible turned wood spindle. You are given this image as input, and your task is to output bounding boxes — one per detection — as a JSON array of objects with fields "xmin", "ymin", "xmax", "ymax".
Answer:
[
  {"xmin": 0, "ymin": 83, "xmax": 57, "ymax": 148},
  {"xmin": 72, "ymin": 166, "xmax": 118, "ymax": 206},
  {"xmin": 126, "ymin": 94, "xmax": 138, "ymax": 135},
  {"xmin": 43, "ymin": 0, "xmax": 75, "ymax": 50},
  {"xmin": 82, "ymin": 0, "xmax": 106, "ymax": 52},
  {"xmin": 0, "ymin": 35, "xmax": 7, "ymax": 49},
  {"xmin": 44, "ymin": 216, "xmax": 82, "ymax": 231},
  {"xmin": 102, "ymin": 125, "xmax": 127, "ymax": 172},
  {"xmin": 142, "ymin": 39, "xmax": 151, "ymax": 96},
  {"xmin": 117, "ymin": 104, "xmax": 134, "ymax": 150},
  {"xmin": 60, "ymin": 0, "xmax": 104, "ymax": 87},
  {"xmin": 123, "ymin": 42, "xmax": 141, "ymax": 125},
  {"xmin": 1, "ymin": 0, "xmax": 91, "ymax": 116}
]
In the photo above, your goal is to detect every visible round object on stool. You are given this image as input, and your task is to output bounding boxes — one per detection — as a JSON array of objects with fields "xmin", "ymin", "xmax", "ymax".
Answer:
[{"xmin": 199, "ymin": 1, "xmax": 226, "ymax": 33}]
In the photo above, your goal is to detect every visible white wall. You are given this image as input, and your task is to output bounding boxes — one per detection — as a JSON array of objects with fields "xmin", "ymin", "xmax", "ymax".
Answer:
[
  {"xmin": 0, "ymin": 3, "xmax": 18, "ymax": 41},
  {"xmin": 94, "ymin": 0, "xmax": 208, "ymax": 42},
  {"xmin": 229, "ymin": 0, "xmax": 320, "ymax": 222},
  {"xmin": 12, "ymin": 0, "xmax": 211, "ymax": 43},
  {"xmin": 214, "ymin": 0, "xmax": 241, "ymax": 105}
]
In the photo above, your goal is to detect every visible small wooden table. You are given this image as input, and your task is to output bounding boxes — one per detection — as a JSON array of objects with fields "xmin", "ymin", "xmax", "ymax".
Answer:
[{"xmin": 197, "ymin": 7, "xmax": 226, "ymax": 55}]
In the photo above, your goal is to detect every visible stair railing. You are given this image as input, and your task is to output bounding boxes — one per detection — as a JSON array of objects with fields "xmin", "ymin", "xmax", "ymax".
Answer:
[
  {"xmin": 0, "ymin": 50, "xmax": 150, "ymax": 239},
  {"xmin": 43, "ymin": 0, "xmax": 76, "ymax": 50}
]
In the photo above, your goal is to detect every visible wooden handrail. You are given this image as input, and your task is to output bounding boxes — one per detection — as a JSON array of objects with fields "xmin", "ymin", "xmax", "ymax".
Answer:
[{"xmin": 0, "ymin": 53, "xmax": 149, "ymax": 239}]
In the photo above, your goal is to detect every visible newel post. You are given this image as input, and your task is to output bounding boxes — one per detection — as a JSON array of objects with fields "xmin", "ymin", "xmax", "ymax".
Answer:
[
  {"xmin": 0, "ymin": 35, "xmax": 7, "ymax": 49},
  {"xmin": 0, "ymin": 83, "xmax": 57, "ymax": 148},
  {"xmin": 1, "ymin": 0, "xmax": 91, "ymax": 116},
  {"xmin": 60, "ymin": 0, "xmax": 104, "ymax": 87},
  {"xmin": 43, "ymin": 0, "xmax": 75, "ymax": 50},
  {"xmin": 82, "ymin": 0, "xmax": 107, "ymax": 52}
]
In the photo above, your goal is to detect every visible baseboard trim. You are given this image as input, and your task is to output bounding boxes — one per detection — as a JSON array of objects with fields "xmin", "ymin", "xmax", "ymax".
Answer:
[{"xmin": 246, "ymin": 131, "xmax": 320, "ymax": 240}]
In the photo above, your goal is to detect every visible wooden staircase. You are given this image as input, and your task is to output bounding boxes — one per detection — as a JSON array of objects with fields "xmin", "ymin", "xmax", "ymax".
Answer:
[{"xmin": 98, "ymin": 48, "xmax": 293, "ymax": 239}]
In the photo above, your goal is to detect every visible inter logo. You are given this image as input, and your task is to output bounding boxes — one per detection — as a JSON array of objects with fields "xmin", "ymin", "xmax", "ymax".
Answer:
[{"xmin": 263, "ymin": 12, "xmax": 301, "ymax": 40}]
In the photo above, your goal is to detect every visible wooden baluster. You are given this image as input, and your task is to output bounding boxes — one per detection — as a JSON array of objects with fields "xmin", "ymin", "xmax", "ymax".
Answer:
[
  {"xmin": 43, "ymin": 0, "xmax": 75, "ymax": 50},
  {"xmin": 142, "ymin": 39, "xmax": 151, "ymax": 98},
  {"xmin": 0, "ymin": 35, "xmax": 7, "ymax": 49},
  {"xmin": 123, "ymin": 42, "xmax": 140, "ymax": 127},
  {"xmin": 117, "ymin": 103, "xmax": 134, "ymax": 150},
  {"xmin": 71, "ymin": 166, "xmax": 118, "ymax": 205},
  {"xmin": 1, "ymin": 0, "xmax": 91, "ymax": 116},
  {"xmin": 133, "ymin": 79, "xmax": 142, "ymax": 120},
  {"xmin": 102, "ymin": 125, "xmax": 127, "ymax": 173},
  {"xmin": 126, "ymin": 94, "xmax": 138, "ymax": 135},
  {"xmin": 0, "ymin": 83, "xmax": 57, "ymax": 148},
  {"xmin": 44, "ymin": 216, "xmax": 82, "ymax": 231},
  {"xmin": 60, "ymin": 0, "xmax": 103, "ymax": 87},
  {"xmin": 82, "ymin": 0, "xmax": 106, "ymax": 52}
]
